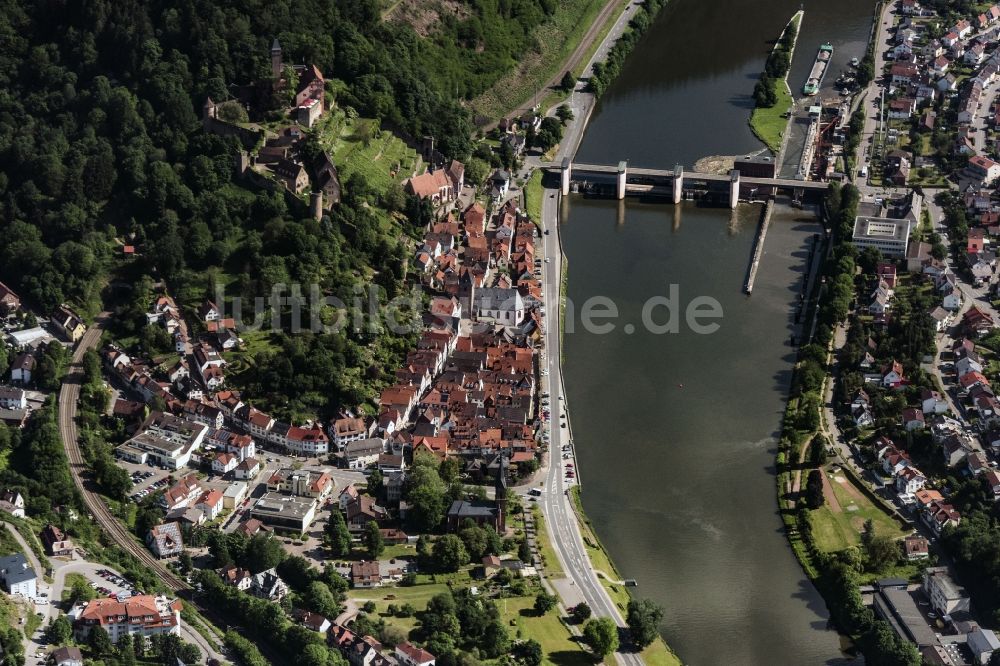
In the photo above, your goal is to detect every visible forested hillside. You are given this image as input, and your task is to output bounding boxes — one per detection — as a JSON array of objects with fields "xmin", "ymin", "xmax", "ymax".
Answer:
[{"xmin": 0, "ymin": 0, "xmax": 557, "ymax": 419}]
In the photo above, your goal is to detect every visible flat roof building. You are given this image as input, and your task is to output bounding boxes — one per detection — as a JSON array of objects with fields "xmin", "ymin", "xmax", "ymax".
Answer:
[
  {"xmin": 874, "ymin": 587, "xmax": 938, "ymax": 648},
  {"xmin": 115, "ymin": 411, "xmax": 207, "ymax": 470},
  {"xmin": 852, "ymin": 216, "xmax": 913, "ymax": 257},
  {"xmin": 249, "ymin": 492, "xmax": 317, "ymax": 533}
]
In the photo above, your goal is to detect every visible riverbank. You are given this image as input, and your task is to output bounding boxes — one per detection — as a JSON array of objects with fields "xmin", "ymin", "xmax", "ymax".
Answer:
[{"xmin": 749, "ymin": 10, "xmax": 803, "ymax": 152}]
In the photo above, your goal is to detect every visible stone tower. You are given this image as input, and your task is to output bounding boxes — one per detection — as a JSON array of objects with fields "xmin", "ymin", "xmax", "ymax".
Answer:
[
  {"xmin": 271, "ymin": 38, "xmax": 283, "ymax": 81},
  {"xmin": 494, "ymin": 455, "xmax": 508, "ymax": 532},
  {"xmin": 202, "ymin": 97, "xmax": 216, "ymax": 129},
  {"xmin": 309, "ymin": 192, "xmax": 323, "ymax": 221}
]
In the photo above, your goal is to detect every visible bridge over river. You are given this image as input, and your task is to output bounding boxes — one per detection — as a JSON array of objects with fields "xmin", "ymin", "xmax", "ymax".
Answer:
[{"xmin": 544, "ymin": 159, "xmax": 829, "ymax": 208}]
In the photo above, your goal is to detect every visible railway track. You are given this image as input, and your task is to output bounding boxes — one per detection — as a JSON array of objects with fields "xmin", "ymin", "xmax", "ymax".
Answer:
[
  {"xmin": 57, "ymin": 316, "xmax": 189, "ymax": 592},
  {"xmin": 56, "ymin": 315, "xmax": 289, "ymax": 665}
]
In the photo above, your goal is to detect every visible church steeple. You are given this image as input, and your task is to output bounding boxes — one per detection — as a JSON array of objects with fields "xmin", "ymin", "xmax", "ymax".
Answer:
[{"xmin": 494, "ymin": 455, "xmax": 508, "ymax": 532}]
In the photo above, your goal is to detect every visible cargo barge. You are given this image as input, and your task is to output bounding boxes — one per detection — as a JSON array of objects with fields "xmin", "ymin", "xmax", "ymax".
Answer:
[{"xmin": 803, "ymin": 43, "xmax": 833, "ymax": 95}]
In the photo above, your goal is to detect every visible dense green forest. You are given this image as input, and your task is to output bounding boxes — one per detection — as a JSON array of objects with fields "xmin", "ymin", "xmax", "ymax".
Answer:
[{"xmin": 0, "ymin": 0, "xmax": 563, "ymax": 419}]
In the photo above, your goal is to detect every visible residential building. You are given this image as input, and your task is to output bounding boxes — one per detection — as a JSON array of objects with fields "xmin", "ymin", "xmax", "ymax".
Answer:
[
  {"xmin": 49, "ymin": 646, "xmax": 83, "ymax": 666},
  {"xmin": 212, "ymin": 452, "xmax": 238, "ymax": 475},
  {"xmin": 223, "ymin": 482, "xmax": 248, "ymax": 510},
  {"xmin": 196, "ymin": 489, "xmax": 224, "ymax": 520},
  {"xmin": 41, "ymin": 524, "xmax": 73, "ymax": 556},
  {"xmin": 969, "ymin": 155, "xmax": 1000, "ymax": 184},
  {"xmin": 396, "ymin": 643, "xmax": 436, "ymax": 666},
  {"xmin": 10, "ymin": 352, "xmax": 34, "ymax": 384},
  {"xmin": 924, "ymin": 566, "xmax": 970, "ymax": 616},
  {"xmin": 0, "ymin": 489, "xmax": 25, "ymax": 517},
  {"xmin": 71, "ymin": 594, "xmax": 182, "ymax": 643},
  {"xmin": 0, "ymin": 281, "xmax": 20, "ymax": 315},
  {"xmin": 146, "ymin": 522, "xmax": 183, "ymax": 558},
  {"xmin": 345, "ymin": 495, "xmax": 388, "ymax": 531},
  {"xmin": 157, "ymin": 473, "xmax": 203, "ymax": 512},
  {"xmin": 330, "ymin": 416, "xmax": 372, "ymax": 449},
  {"xmin": 116, "ymin": 412, "xmax": 208, "ymax": 470},
  {"xmin": 235, "ymin": 457, "xmax": 261, "ymax": 480},
  {"xmin": 249, "ymin": 568, "xmax": 288, "ymax": 601},
  {"xmin": 350, "ymin": 561, "xmax": 381, "ymax": 588},
  {"xmin": 0, "ymin": 386, "xmax": 26, "ymax": 410},
  {"xmin": 293, "ymin": 608, "xmax": 331, "ymax": 633},
  {"xmin": 218, "ymin": 564, "xmax": 253, "ymax": 591},
  {"xmin": 903, "ymin": 535, "xmax": 929, "ymax": 561},
  {"xmin": 266, "ymin": 468, "xmax": 332, "ymax": 498},
  {"xmin": 343, "ymin": 438, "xmax": 386, "ymax": 470},
  {"xmin": 968, "ymin": 628, "xmax": 1000, "ymax": 665},
  {"xmin": 0, "ymin": 552, "xmax": 37, "ymax": 597}
]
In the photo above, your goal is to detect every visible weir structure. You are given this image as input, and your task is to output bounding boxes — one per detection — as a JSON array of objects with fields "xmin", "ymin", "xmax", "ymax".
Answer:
[{"xmin": 553, "ymin": 160, "xmax": 827, "ymax": 207}]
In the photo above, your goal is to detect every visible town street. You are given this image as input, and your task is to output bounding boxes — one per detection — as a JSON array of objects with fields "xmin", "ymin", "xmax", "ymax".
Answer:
[{"xmin": 528, "ymin": 40, "xmax": 647, "ymax": 661}]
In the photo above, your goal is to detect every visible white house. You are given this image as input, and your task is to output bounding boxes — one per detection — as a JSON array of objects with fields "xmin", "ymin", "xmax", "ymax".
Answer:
[
  {"xmin": 212, "ymin": 452, "xmax": 238, "ymax": 475},
  {"xmin": 0, "ymin": 553, "xmax": 37, "ymax": 597},
  {"xmin": 968, "ymin": 628, "xmax": 1000, "ymax": 665},
  {"xmin": 895, "ymin": 466, "xmax": 927, "ymax": 494},
  {"xmin": 396, "ymin": 642, "xmax": 436, "ymax": 666}
]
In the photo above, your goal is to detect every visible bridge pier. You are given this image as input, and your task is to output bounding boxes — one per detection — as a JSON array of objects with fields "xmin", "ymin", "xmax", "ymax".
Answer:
[
  {"xmin": 616, "ymin": 161, "xmax": 627, "ymax": 200},
  {"xmin": 729, "ymin": 169, "xmax": 740, "ymax": 209},
  {"xmin": 673, "ymin": 165, "xmax": 684, "ymax": 204},
  {"xmin": 561, "ymin": 157, "xmax": 572, "ymax": 196}
]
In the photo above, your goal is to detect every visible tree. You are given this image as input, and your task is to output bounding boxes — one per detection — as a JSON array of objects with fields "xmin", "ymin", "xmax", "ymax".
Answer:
[
  {"xmin": 406, "ymin": 453, "xmax": 449, "ymax": 531},
  {"xmin": 117, "ymin": 633, "xmax": 138, "ymax": 666},
  {"xmin": 179, "ymin": 550, "xmax": 193, "ymax": 573},
  {"xmin": 571, "ymin": 602, "xmax": 592, "ymax": 624},
  {"xmin": 560, "ymin": 71, "xmax": 576, "ymax": 91},
  {"xmin": 432, "ymin": 535, "xmax": 468, "ymax": 572},
  {"xmin": 518, "ymin": 638, "xmax": 543, "ymax": 666},
  {"xmin": 583, "ymin": 618, "xmax": 619, "ymax": 658},
  {"xmin": 805, "ymin": 470, "xmax": 825, "ymax": 509},
  {"xmin": 305, "ymin": 580, "xmax": 341, "ymax": 618},
  {"xmin": 626, "ymin": 599, "xmax": 663, "ymax": 648},
  {"xmin": 555, "ymin": 105, "xmax": 574, "ymax": 125},
  {"xmin": 88, "ymin": 625, "xmax": 114, "ymax": 655},
  {"xmin": 44, "ymin": 616, "xmax": 72, "ymax": 644},
  {"xmin": 533, "ymin": 592, "xmax": 557, "ymax": 615},
  {"xmin": 326, "ymin": 509, "xmax": 352, "ymax": 557},
  {"xmin": 364, "ymin": 521, "xmax": 385, "ymax": 559}
]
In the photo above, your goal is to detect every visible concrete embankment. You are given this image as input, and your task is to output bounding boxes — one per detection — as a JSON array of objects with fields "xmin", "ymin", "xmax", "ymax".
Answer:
[{"xmin": 744, "ymin": 199, "xmax": 774, "ymax": 294}]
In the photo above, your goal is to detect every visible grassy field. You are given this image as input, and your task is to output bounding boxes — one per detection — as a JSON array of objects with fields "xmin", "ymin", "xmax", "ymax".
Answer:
[
  {"xmin": 312, "ymin": 109, "xmax": 420, "ymax": 195},
  {"xmin": 524, "ymin": 170, "xmax": 545, "ymax": 227},
  {"xmin": 809, "ymin": 466, "xmax": 906, "ymax": 553},
  {"xmin": 469, "ymin": 0, "xmax": 626, "ymax": 123},
  {"xmin": 749, "ymin": 11, "xmax": 801, "ymax": 152},
  {"xmin": 750, "ymin": 83, "xmax": 793, "ymax": 153},
  {"xmin": 499, "ymin": 596, "xmax": 592, "ymax": 666}
]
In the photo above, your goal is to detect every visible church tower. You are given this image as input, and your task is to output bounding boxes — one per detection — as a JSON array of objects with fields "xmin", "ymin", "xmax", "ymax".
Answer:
[
  {"xmin": 271, "ymin": 38, "xmax": 283, "ymax": 81},
  {"xmin": 494, "ymin": 455, "xmax": 508, "ymax": 532}
]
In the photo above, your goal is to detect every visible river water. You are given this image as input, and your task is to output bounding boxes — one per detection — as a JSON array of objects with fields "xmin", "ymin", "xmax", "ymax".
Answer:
[{"xmin": 561, "ymin": 0, "xmax": 876, "ymax": 664}]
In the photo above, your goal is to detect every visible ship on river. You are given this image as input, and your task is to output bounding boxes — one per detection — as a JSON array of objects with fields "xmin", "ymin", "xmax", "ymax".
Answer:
[{"xmin": 803, "ymin": 43, "xmax": 833, "ymax": 96}]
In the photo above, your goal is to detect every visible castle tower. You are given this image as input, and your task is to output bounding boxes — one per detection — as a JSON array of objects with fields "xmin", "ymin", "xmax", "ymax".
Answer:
[
  {"xmin": 202, "ymin": 97, "xmax": 216, "ymax": 128},
  {"xmin": 271, "ymin": 38, "xmax": 283, "ymax": 81},
  {"xmin": 309, "ymin": 192, "xmax": 323, "ymax": 221}
]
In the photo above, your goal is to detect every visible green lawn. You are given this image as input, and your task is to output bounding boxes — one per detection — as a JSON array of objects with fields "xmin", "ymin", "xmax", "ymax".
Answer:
[
  {"xmin": 749, "ymin": 11, "xmax": 800, "ymax": 152},
  {"xmin": 313, "ymin": 109, "xmax": 420, "ymax": 195},
  {"xmin": 347, "ymin": 583, "xmax": 453, "ymax": 634},
  {"xmin": 750, "ymin": 84, "xmax": 793, "ymax": 153},
  {"xmin": 499, "ymin": 597, "xmax": 592, "ymax": 666},
  {"xmin": 524, "ymin": 170, "xmax": 544, "ymax": 227},
  {"xmin": 809, "ymin": 466, "xmax": 906, "ymax": 553}
]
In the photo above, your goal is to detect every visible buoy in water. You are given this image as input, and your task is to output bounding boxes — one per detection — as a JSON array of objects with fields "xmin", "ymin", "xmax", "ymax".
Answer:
[{"xmin": 678, "ymin": 384, "xmax": 684, "ymax": 388}]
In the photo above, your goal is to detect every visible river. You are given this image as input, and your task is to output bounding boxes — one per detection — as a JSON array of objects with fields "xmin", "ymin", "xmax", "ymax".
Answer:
[{"xmin": 560, "ymin": 0, "xmax": 876, "ymax": 664}]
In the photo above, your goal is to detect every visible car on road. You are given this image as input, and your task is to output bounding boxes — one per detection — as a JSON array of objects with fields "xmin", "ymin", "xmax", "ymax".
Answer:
[
  {"xmin": 544, "ymin": 229, "xmax": 550, "ymax": 234},
  {"xmin": 544, "ymin": 257, "xmax": 551, "ymax": 263}
]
